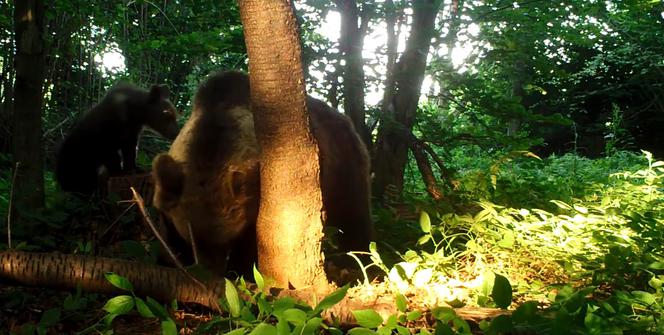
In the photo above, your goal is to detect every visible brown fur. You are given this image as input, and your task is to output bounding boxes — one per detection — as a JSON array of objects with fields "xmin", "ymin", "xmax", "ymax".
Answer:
[
  {"xmin": 152, "ymin": 71, "xmax": 373, "ymax": 276},
  {"xmin": 56, "ymin": 84, "xmax": 180, "ymax": 195}
]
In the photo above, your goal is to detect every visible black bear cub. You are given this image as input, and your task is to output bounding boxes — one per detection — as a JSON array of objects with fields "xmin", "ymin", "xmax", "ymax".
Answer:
[
  {"xmin": 152, "ymin": 71, "xmax": 374, "ymax": 277},
  {"xmin": 56, "ymin": 84, "xmax": 180, "ymax": 195}
]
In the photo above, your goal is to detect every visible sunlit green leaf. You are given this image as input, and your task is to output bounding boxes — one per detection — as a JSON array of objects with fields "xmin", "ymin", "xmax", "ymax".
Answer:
[
  {"xmin": 225, "ymin": 328, "xmax": 248, "ymax": 335},
  {"xmin": 395, "ymin": 293, "xmax": 408, "ymax": 313},
  {"xmin": 103, "ymin": 295, "xmax": 134, "ymax": 315},
  {"xmin": 406, "ymin": 310, "xmax": 422, "ymax": 321},
  {"xmin": 348, "ymin": 327, "xmax": 376, "ymax": 335},
  {"xmin": 161, "ymin": 319, "xmax": 178, "ymax": 335},
  {"xmin": 248, "ymin": 323, "xmax": 277, "ymax": 335},
  {"xmin": 352, "ymin": 310, "xmax": 383, "ymax": 329},
  {"xmin": 104, "ymin": 273, "xmax": 134, "ymax": 292},
  {"xmin": 314, "ymin": 285, "xmax": 348, "ymax": 314},
  {"xmin": 225, "ymin": 278, "xmax": 242, "ymax": 317},
  {"xmin": 419, "ymin": 212, "xmax": 431, "ymax": 233},
  {"xmin": 283, "ymin": 308, "xmax": 307, "ymax": 325},
  {"xmin": 135, "ymin": 297, "xmax": 155, "ymax": 318},
  {"xmin": 253, "ymin": 264, "xmax": 265, "ymax": 291},
  {"xmin": 146, "ymin": 297, "xmax": 169, "ymax": 320}
]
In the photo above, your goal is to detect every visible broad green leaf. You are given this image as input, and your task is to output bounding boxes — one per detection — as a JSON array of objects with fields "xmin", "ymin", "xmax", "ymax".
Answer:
[
  {"xmin": 327, "ymin": 327, "xmax": 343, "ymax": 335},
  {"xmin": 573, "ymin": 205, "xmax": 588, "ymax": 214},
  {"xmin": 253, "ymin": 264, "xmax": 265, "ymax": 291},
  {"xmin": 104, "ymin": 273, "xmax": 134, "ymax": 292},
  {"xmin": 434, "ymin": 321, "xmax": 454, "ymax": 335},
  {"xmin": 648, "ymin": 262, "xmax": 664, "ymax": 270},
  {"xmin": 452, "ymin": 318, "xmax": 471, "ymax": 334},
  {"xmin": 225, "ymin": 328, "xmax": 248, "ymax": 335},
  {"xmin": 314, "ymin": 285, "xmax": 348, "ymax": 314},
  {"xmin": 631, "ymin": 291, "xmax": 656, "ymax": 305},
  {"xmin": 161, "ymin": 319, "xmax": 178, "ymax": 335},
  {"xmin": 103, "ymin": 295, "xmax": 134, "ymax": 315},
  {"xmin": 419, "ymin": 212, "xmax": 431, "ymax": 233},
  {"xmin": 348, "ymin": 327, "xmax": 376, "ymax": 335},
  {"xmin": 303, "ymin": 317, "xmax": 323, "ymax": 335},
  {"xmin": 385, "ymin": 314, "xmax": 398, "ymax": 328},
  {"xmin": 406, "ymin": 311, "xmax": 422, "ymax": 321},
  {"xmin": 39, "ymin": 308, "xmax": 61, "ymax": 327},
  {"xmin": 225, "ymin": 278, "xmax": 242, "ymax": 317},
  {"xmin": 395, "ymin": 293, "xmax": 408, "ymax": 313},
  {"xmin": 276, "ymin": 318, "xmax": 290, "ymax": 335},
  {"xmin": 273, "ymin": 297, "xmax": 296, "ymax": 313},
  {"xmin": 511, "ymin": 301, "xmax": 538, "ymax": 323},
  {"xmin": 377, "ymin": 326, "xmax": 392, "ymax": 335},
  {"xmin": 497, "ymin": 231, "xmax": 514, "ymax": 249},
  {"xmin": 584, "ymin": 312, "xmax": 603, "ymax": 334},
  {"xmin": 135, "ymin": 297, "xmax": 155, "ymax": 318},
  {"xmin": 430, "ymin": 307, "xmax": 456, "ymax": 322},
  {"xmin": 249, "ymin": 323, "xmax": 277, "ymax": 335},
  {"xmin": 487, "ymin": 315, "xmax": 513, "ymax": 334},
  {"xmin": 352, "ymin": 309, "xmax": 383, "ymax": 329},
  {"xmin": 146, "ymin": 296, "xmax": 169, "ymax": 319},
  {"xmin": 417, "ymin": 235, "xmax": 431, "ymax": 245},
  {"xmin": 241, "ymin": 306, "xmax": 257, "ymax": 322},
  {"xmin": 395, "ymin": 325, "xmax": 409, "ymax": 335},
  {"xmin": 283, "ymin": 308, "xmax": 307, "ymax": 325},
  {"xmin": 491, "ymin": 274, "xmax": 512, "ymax": 309},
  {"xmin": 648, "ymin": 276, "xmax": 662, "ymax": 290}
]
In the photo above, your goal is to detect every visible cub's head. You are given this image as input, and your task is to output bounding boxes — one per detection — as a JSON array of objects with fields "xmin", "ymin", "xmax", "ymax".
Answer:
[{"xmin": 144, "ymin": 85, "xmax": 180, "ymax": 140}]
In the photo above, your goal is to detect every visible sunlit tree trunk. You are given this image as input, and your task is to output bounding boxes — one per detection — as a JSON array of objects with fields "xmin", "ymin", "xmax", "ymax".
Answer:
[
  {"xmin": 373, "ymin": 0, "xmax": 441, "ymax": 203},
  {"xmin": 12, "ymin": 0, "xmax": 46, "ymax": 221},
  {"xmin": 238, "ymin": 0, "xmax": 328, "ymax": 290}
]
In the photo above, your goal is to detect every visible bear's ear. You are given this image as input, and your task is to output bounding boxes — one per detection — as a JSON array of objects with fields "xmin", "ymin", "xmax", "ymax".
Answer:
[
  {"xmin": 149, "ymin": 84, "xmax": 170, "ymax": 101},
  {"xmin": 152, "ymin": 153, "xmax": 184, "ymax": 210}
]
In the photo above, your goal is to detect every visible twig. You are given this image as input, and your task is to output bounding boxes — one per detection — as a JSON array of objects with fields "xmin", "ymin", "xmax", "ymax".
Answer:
[
  {"xmin": 100, "ymin": 202, "xmax": 137, "ymax": 240},
  {"xmin": 186, "ymin": 219, "xmax": 199, "ymax": 265},
  {"xmin": 7, "ymin": 162, "xmax": 19, "ymax": 249},
  {"xmin": 129, "ymin": 187, "xmax": 206, "ymax": 290}
]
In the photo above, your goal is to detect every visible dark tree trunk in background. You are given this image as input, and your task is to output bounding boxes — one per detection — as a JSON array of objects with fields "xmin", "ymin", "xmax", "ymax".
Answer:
[
  {"xmin": 373, "ymin": 0, "xmax": 441, "ymax": 204},
  {"xmin": 12, "ymin": 0, "xmax": 46, "ymax": 221},
  {"xmin": 239, "ymin": 0, "xmax": 328, "ymax": 291},
  {"xmin": 337, "ymin": 0, "xmax": 371, "ymax": 149},
  {"xmin": 380, "ymin": 0, "xmax": 400, "ymax": 121}
]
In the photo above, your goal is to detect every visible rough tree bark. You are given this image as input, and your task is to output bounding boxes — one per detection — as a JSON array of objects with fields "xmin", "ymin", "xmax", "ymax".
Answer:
[
  {"xmin": 238, "ymin": 0, "xmax": 329, "ymax": 291},
  {"xmin": 12, "ymin": 0, "xmax": 46, "ymax": 221},
  {"xmin": 337, "ymin": 0, "xmax": 371, "ymax": 149},
  {"xmin": 372, "ymin": 0, "xmax": 442, "ymax": 203}
]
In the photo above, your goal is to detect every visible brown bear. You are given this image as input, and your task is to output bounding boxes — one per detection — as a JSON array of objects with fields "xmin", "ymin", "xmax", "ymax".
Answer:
[
  {"xmin": 152, "ymin": 71, "xmax": 374, "ymax": 277},
  {"xmin": 56, "ymin": 84, "xmax": 180, "ymax": 195}
]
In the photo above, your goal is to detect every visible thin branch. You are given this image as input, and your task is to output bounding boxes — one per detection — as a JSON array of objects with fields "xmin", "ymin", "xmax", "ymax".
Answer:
[
  {"xmin": 131, "ymin": 187, "xmax": 210, "ymax": 291},
  {"xmin": 7, "ymin": 162, "xmax": 19, "ymax": 249},
  {"xmin": 127, "ymin": 0, "xmax": 180, "ymax": 34},
  {"xmin": 409, "ymin": 140, "xmax": 444, "ymax": 201}
]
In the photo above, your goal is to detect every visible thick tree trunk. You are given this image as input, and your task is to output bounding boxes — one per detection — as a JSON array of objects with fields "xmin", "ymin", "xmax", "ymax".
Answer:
[
  {"xmin": 380, "ymin": 0, "xmax": 400, "ymax": 119},
  {"xmin": 238, "ymin": 0, "xmax": 328, "ymax": 291},
  {"xmin": 12, "ymin": 0, "xmax": 46, "ymax": 221},
  {"xmin": 0, "ymin": 250, "xmax": 222, "ymax": 308},
  {"xmin": 372, "ymin": 0, "xmax": 442, "ymax": 203},
  {"xmin": 337, "ymin": 0, "xmax": 371, "ymax": 149}
]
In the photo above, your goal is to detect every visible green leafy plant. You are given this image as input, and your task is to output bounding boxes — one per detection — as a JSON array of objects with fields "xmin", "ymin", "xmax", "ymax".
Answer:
[
  {"xmin": 80, "ymin": 273, "xmax": 178, "ymax": 335},
  {"xmin": 196, "ymin": 266, "xmax": 349, "ymax": 335}
]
